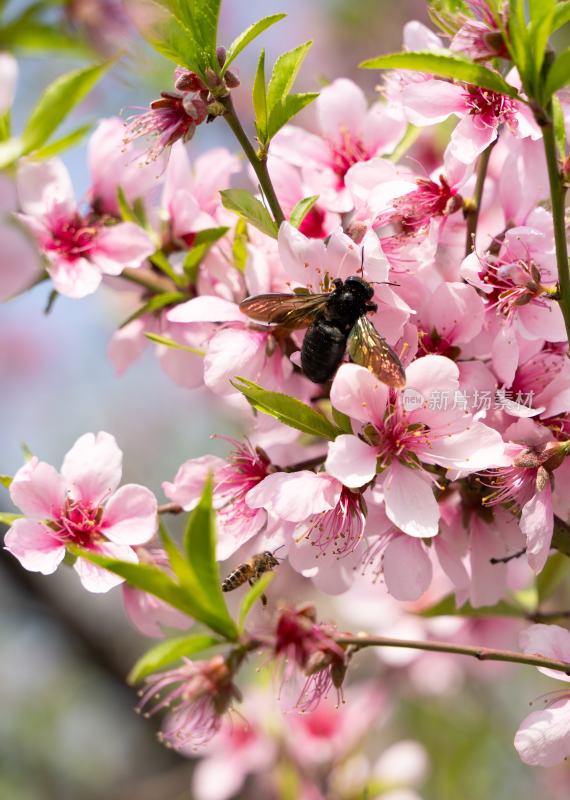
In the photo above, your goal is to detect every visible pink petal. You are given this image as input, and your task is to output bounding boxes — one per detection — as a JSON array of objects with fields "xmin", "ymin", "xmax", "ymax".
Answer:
[
  {"xmin": 277, "ymin": 222, "xmax": 328, "ymax": 288},
  {"xmin": 270, "ymin": 125, "xmax": 330, "ymax": 168},
  {"xmin": 403, "ymin": 20, "xmax": 444, "ymax": 50},
  {"xmin": 245, "ymin": 471, "xmax": 341, "ymax": 522},
  {"xmin": 168, "ymin": 295, "xmax": 244, "ymax": 323},
  {"xmin": 520, "ymin": 484, "xmax": 553, "ymax": 573},
  {"xmin": 74, "ymin": 541, "xmax": 137, "ymax": 593},
  {"xmin": 163, "ymin": 455, "xmax": 225, "ymax": 510},
  {"xmin": 383, "ymin": 534, "xmax": 432, "ymax": 601},
  {"xmin": 362, "ymin": 103, "xmax": 407, "ymax": 156},
  {"xmin": 0, "ymin": 53, "xmax": 17, "ymax": 115},
  {"xmin": 317, "ymin": 78, "xmax": 368, "ymax": 141},
  {"xmin": 61, "ymin": 431, "xmax": 123, "ymax": 506},
  {"xmin": 402, "ymin": 79, "xmax": 465, "ymax": 126},
  {"xmin": 448, "ymin": 116, "xmax": 497, "ymax": 164},
  {"xmin": 10, "ymin": 457, "xmax": 66, "ymax": 520},
  {"xmin": 17, "ymin": 158, "xmax": 75, "ymax": 217},
  {"xmin": 325, "ymin": 435, "xmax": 378, "ymax": 488},
  {"xmin": 203, "ymin": 327, "xmax": 268, "ymax": 395},
  {"xmin": 102, "ymin": 484, "xmax": 158, "ymax": 545},
  {"xmin": 4, "ymin": 518, "xmax": 65, "ymax": 574},
  {"xmin": 518, "ymin": 302, "xmax": 567, "ymax": 342},
  {"xmin": 0, "ymin": 220, "xmax": 40, "ymax": 301},
  {"xmin": 491, "ymin": 324, "xmax": 519, "ymax": 386},
  {"xmin": 420, "ymin": 422, "xmax": 507, "ymax": 472},
  {"xmin": 520, "ymin": 623, "xmax": 570, "ymax": 682},
  {"xmin": 404, "ymin": 354, "xmax": 459, "ymax": 401},
  {"xmin": 191, "ymin": 147, "xmax": 241, "ymax": 212},
  {"xmin": 515, "ymin": 698, "xmax": 570, "ymax": 767},
  {"xmin": 48, "ymin": 255, "xmax": 103, "ymax": 299},
  {"xmin": 108, "ymin": 318, "xmax": 148, "ymax": 376},
  {"xmin": 383, "ymin": 463, "xmax": 439, "ymax": 537},
  {"xmin": 468, "ymin": 515, "xmax": 507, "ymax": 608},
  {"xmin": 123, "ymin": 585, "xmax": 192, "ymax": 638},
  {"xmin": 92, "ymin": 222, "xmax": 154, "ymax": 275},
  {"xmin": 158, "ymin": 345, "xmax": 205, "ymax": 389},
  {"xmin": 419, "ymin": 282, "xmax": 484, "ymax": 345},
  {"xmin": 330, "ymin": 363, "xmax": 388, "ymax": 425}
]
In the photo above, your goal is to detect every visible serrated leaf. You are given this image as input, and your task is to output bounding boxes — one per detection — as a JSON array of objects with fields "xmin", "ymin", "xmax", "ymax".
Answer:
[
  {"xmin": 144, "ymin": 332, "xmax": 205, "ymax": 355},
  {"xmin": 224, "ymin": 14, "xmax": 286, "ymax": 73},
  {"xmin": 253, "ymin": 49, "xmax": 268, "ymax": 144},
  {"xmin": 360, "ymin": 51, "xmax": 519, "ymax": 97},
  {"xmin": 0, "ymin": 512, "xmax": 21, "ymax": 525},
  {"xmin": 128, "ymin": 633, "xmax": 222, "ymax": 683},
  {"xmin": 239, "ymin": 573, "xmax": 275, "ymax": 630},
  {"xmin": 119, "ymin": 291, "xmax": 186, "ymax": 329},
  {"xmin": 418, "ymin": 594, "xmax": 525, "ymax": 618},
  {"xmin": 232, "ymin": 377, "xmax": 342, "ymax": 441},
  {"xmin": 30, "ymin": 124, "xmax": 91, "ymax": 160},
  {"xmin": 267, "ymin": 92, "xmax": 319, "ymax": 140},
  {"xmin": 220, "ymin": 189, "xmax": 278, "ymax": 238},
  {"xmin": 21, "ymin": 62, "xmax": 110, "ymax": 154},
  {"xmin": 290, "ymin": 195, "xmax": 319, "ymax": 229},
  {"xmin": 267, "ymin": 41, "xmax": 313, "ymax": 110},
  {"xmin": 0, "ymin": 475, "xmax": 13, "ymax": 488},
  {"xmin": 544, "ymin": 48, "xmax": 570, "ymax": 97},
  {"xmin": 536, "ymin": 552, "xmax": 568, "ymax": 603}
]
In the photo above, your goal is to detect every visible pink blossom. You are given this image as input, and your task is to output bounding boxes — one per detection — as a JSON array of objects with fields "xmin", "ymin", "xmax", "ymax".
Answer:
[
  {"xmin": 449, "ymin": 0, "xmax": 509, "ymax": 61},
  {"xmin": 325, "ymin": 358, "xmax": 506, "ymax": 537},
  {"xmin": 416, "ymin": 281, "xmax": 485, "ymax": 357},
  {"xmin": 271, "ymin": 78, "xmax": 406, "ymax": 212},
  {"xmin": 514, "ymin": 625, "xmax": 570, "ymax": 767},
  {"xmin": 402, "ymin": 78, "xmax": 540, "ymax": 164},
  {"xmin": 0, "ymin": 216, "xmax": 41, "ymax": 301},
  {"xmin": 88, "ymin": 117, "xmax": 165, "ymax": 217},
  {"xmin": 17, "ymin": 159, "xmax": 154, "ymax": 298},
  {"xmin": 124, "ymin": 69, "xmax": 209, "ymax": 162},
  {"xmin": 163, "ymin": 441, "xmax": 272, "ymax": 559},
  {"xmin": 5, "ymin": 432, "xmax": 158, "ymax": 592},
  {"xmin": 137, "ymin": 655, "xmax": 241, "ymax": 751}
]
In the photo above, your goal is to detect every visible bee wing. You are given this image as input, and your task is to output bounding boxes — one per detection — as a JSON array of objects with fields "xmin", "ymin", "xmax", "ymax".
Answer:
[
  {"xmin": 239, "ymin": 292, "xmax": 330, "ymax": 330},
  {"xmin": 347, "ymin": 316, "xmax": 406, "ymax": 389}
]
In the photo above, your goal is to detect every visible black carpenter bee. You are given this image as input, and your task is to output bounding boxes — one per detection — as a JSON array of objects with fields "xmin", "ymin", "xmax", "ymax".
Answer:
[
  {"xmin": 239, "ymin": 275, "xmax": 406, "ymax": 386},
  {"xmin": 221, "ymin": 550, "xmax": 280, "ymax": 606}
]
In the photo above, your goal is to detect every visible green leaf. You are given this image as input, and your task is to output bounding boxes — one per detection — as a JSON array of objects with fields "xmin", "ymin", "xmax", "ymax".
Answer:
[
  {"xmin": 266, "ymin": 42, "xmax": 317, "ymax": 139},
  {"xmin": 220, "ymin": 189, "xmax": 278, "ymax": 238},
  {"xmin": 239, "ymin": 573, "xmax": 275, "ymax": 630},
  {"xmin": 553, "ymin": 1, "xmax": 570, "ymax": 33},
  {"xmin": 553, "ymin": 95, "xmax": 567, "ymax": 158},
  {"xmin": 507, "ymin": 0, "xmax": 530, "ymax": 85},
  {"xmin": 144, "ymin": 332, "xmax": 205, "ymax": 356},
  {"xmin": 149, "ymin": 0, "xmax": 220, "ymax": 77},
  {"xmin": 21, "ymin": 62, "xmax": 111, "ymax": 154},
  {"xmin": 232, "ymin": 218, "xmax": 249, "ymax": 271},
  {"xmin": 419, "ymin": 594, "xmax": 525, "ymax": 618},
  {"xmin": 290, "ymin": 195, "xmax": 319, "ymax": 229},
  {"xmin": 194, "ymin": 227, "xmax": 230, "ymax": 246},
  {"xmin": 128, "ymin": 633, "xmax": 222, "ymax": 683},
  {"xmin": 388, "ymin": 124, "xmax": 421, "ymax": 163},
  {"xmin": 119, "ymin": 291, "xmax": 186, "ymax": 329},
  {"xmin": 528, "ymin": 3, "xmax": 555, "ymax": 89},
  {"xmin": 0, "ymin": 138, "xmax": 23, "ymax": 170},
  {"xmin": 544, "ymin": 48, "xmax": 570, "ymax": 97},
  {"xmin": 224, "ymin": 14, "xmax": 287, "ymax": 73},
  {"xmin": 232, "ymin": 377, "xmax": 342, "ymax": 441},
  {"xmin": 30, "ymin": 124, "xmax": 91, "ymax": 160},
  {"xmin": 253, "ymin": 49, "xmax": 268, "ymax": 143},
  {"xmin": 0, "ymin": 475, "xmax": 13, "ymax": 488},
  {"xmin": 0, "ymin": 22, "xmax": 91, "ymax": 54},
  {"xmin": 184, "ymin": 478, "xmax": 227, "ymax": 609},
  {"xmin": 536, "ymin": 552, "xmax": 568, "ymax": 603},
  {"xmin": 360, "ymin": 51, "xmax": 519, "ymax": 97},
  {"xmin": 0, "ymin": 512, "xmax": 21, "ymax": 526},
  {"xmin": 148, "ymin": 250, "xmax": 184, "ymax": 287}
]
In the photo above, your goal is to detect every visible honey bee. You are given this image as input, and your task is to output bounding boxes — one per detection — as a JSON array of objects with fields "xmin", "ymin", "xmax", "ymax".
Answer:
[{"xmin": 221, "ymin": 551, "xmax": 280, "ymax": 605}]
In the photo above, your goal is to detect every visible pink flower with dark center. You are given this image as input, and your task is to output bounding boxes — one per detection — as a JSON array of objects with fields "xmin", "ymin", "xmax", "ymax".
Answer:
[
  {"xmin": 391, "ymin": 176, "xmax": 463, "ymax": 235},
  {"xmin": 124, "ymin": 69, "xmax": 209, "ymax": 162},
  {"xmin": 449, "ymin": 0, "xmax": 509, "ymax": 61},
  {"xmin": 5, "ymin": 432, "xmax": 158, "ymax": 592},
  {"xmin": 137, "ymin": 655, "xmax": 242, "ymax": 750},
  {"xmin": 271, "ymin": 78, "xmax": 406, "ymax": 212},
  {"xmin": 17, "ymin": 159, "xmax": 154, "ymax": 298}
]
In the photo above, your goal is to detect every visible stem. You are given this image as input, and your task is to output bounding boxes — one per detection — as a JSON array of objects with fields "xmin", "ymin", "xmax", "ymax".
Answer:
[
  {"xmin": 465, "ymin": 141, "xmax": 496, "ymax": 256},
  {"xmin": 336, "ymin": 635, "xmax": 570, "ymax": 675},
  {"xmin": 542, "ymin": 119, "xmax": 570, "ymax": 345},
  {"xmin": 121, "ymin": 267, "xmax": 174, "ymax": 295},
  {"xmin": 157, "ymin": 502, "xmax": 184, "ymax": 515},
  {"xmin": 220, "ymin": 95, "xmax": 285, "ymax": 227}
]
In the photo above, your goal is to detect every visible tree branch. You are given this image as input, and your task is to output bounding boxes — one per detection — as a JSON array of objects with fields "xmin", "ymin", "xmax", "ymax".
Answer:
[{"xmin": 464, "ymin": 140, "xmax": 496, "ymax": 256}]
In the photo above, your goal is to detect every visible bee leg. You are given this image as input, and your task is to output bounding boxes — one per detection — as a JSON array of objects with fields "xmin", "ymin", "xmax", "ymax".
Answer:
[{"xmin": 365, "ymin": 302, "xmax": 378, "ymax": 313}]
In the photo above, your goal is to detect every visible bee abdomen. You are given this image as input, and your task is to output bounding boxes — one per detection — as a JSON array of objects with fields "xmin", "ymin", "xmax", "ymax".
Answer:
[
  {"xmin": 301, "ymin": 320, "xmax": 347, "ymax": 384},
  {"xmin": 222, "ymin": 565, "xmax": 251, "ymax": 592}
]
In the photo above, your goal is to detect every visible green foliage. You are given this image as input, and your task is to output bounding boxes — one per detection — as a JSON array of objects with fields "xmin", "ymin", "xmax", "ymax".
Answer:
[
  {"xmin": 119, "ymin": 291, "xmax": 186, "ymax": 329},
  {"xmin": 239, "ymin": 573, "xmax": 275, "ymax": 630},
  {"xmin": 30, "ymin": 124, "xmax": 92, "ymax": 160},
  {"xmin": 144, "ymin": 332, "xmax": 205, "ymax": 356},
  {"xmin": 253, "ymin": 42, "xmax": 318, "ymax": 150},
  {"xmin": 544, "ymin": 48, "xmax": 570, "ymax": 97},
  {"xmin": 128, "ymin": 633, "xmax": 222, "ymax": 683},
  {"xmin": 21, "ymin": 62, "xmax": 110, "ymax": 155},
  {"xmin": 220, "ymin": 189, "xmax": 278, "ymax": 238},
  {"xmin": 536, "ymin": 552, "xmax": 568, "ymax": 603},
  {"xmin": 223, "ymin": 14, "xmax": 287, "ymax": 73},
  {"xmin": 419, "ymin": 594, "xmax": 525, "ymax": 618},
  {"xmin": 0, "ymin": 475, "xmax": 13, "ymax": 488},
  {"xmin": 0, "ymin": 512, "xmax": 21, "ymax": 525},
  {"xmin": 553, "ymin": 1, "xmax": 570, "ymax": 33},
  {"xmin": 360, "ymin": 51, "xmax": 518, "ymax": 97},
  {"xmin": 232, "ymin": 377, "xmax": 342, "ymax": 441},
  {"xmin": 289, "ymin": 195, "xmax": 319, "ymax": 229}
]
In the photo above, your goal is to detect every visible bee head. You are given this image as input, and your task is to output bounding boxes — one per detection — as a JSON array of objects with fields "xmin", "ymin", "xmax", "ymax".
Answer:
[{"xmin": 345, "ymin": 275, "xmax": 374, "ymax": 300}]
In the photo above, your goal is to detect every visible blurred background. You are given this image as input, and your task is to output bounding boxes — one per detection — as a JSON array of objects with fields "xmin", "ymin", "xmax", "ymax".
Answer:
[{"xmin": 1, "ymin": 0, "xmax": 570, "ymax": 798}]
